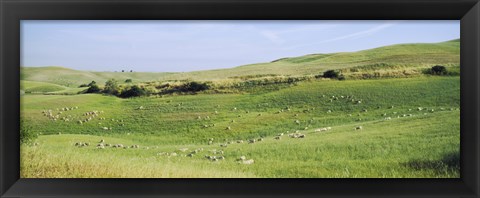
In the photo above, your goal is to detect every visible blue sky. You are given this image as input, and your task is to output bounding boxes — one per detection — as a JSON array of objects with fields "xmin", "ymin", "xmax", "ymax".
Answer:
[{"xmin": 21, "ymin": 20, "xmax": 459, "ymax": 72}]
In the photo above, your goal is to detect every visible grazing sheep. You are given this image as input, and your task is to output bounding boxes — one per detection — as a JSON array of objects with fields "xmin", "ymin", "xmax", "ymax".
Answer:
[
  {"xmin": 362, "ymin": 109, "xmax": 368, "ymax": 112},
  {"xmin": 356, "ymin": 100, "xmax": 362, "ymax": 104},
  {"xmin": 187, "ymin": 153, "xmax": 194, "ymax": 157},
  {"xmin": 248, "ymin": 139, "xmax": 256, "ymax": 144},
  {"xmin": 278, "ymin": 133, "xmax": 284, "ymax": 136},
  {"xmin": 384, "ymin": 117, "xmax": 392, "ymax": 120},
  {"xmin": 355, "ymin": 126, "xmax": 363, "ymax": 130},
  {"xmin": 242, "ymin": 159, "xmax": 255, "ymax": 165},
  {"xmin": 327, "ymin": 127, "xmax": 332, "ymax": 130},
  {"xmin": 99, "ymin": 139, "xmax": 104, "ymax": 143},
  {"xmin": 257, "ymin": 138, "xmax": 264, "ymax": 142},
  {"xmin": 226, "ymin": 126, "xmax": 231, "ymax": 130},
  {"xmin": 236, "ymin": 140, "xmax": 244, "ymax": 143},
  {"xmin": 274, "ymin": 136, "xmax": 281, "ymax": 140},
  {"xmin": 232, "ymin": 107, "xmax": 237, "ymax": 111},
  {"xmin": 179, "ymin": 148, "xmax": 189, "ymax": 152},
  {"xmin": 84, "ymin": 142, "xmax": 89, "ymax": 146},
  {"xmin": 381, "ymin": 113, "xmax": 387, "ymax": 116},
  {"xmin": 105, "ymin": 143, "xmax": 111, "ymax": 147},
  {"xmin": 315, "ymin": 128, "xmax": 327, "ymax": 132},
  {"xmin": 298, "ymin": 134, "xmax": 306, "ymax": 138},
  {"xmin": 218, "ymin": 156, "xmax": 225, "ymax": 160},
  {"xmin": 295, "ymin": 120, "xmax": 300, "ymax": 124},
  {"xmin": 239, "ymin": 156, "xmax": 246, "ymax": 161},
  {"xmin": 97, "ymin": 145, "xmax": 105, "ymax": 149},
  {"xmin": 220, "ymin": 144, "xmax": 228, "ymax": 147},
  {"xmin": 208, "ymin": 141, "xmax": 213, "ymax": 145},
  {"xmin": 75, "ymin": 142, "xmax": 80, "ymax": 146},
  {"xmin": 327, "ymin": 110, "xmax": 332, "ymax": 113}
]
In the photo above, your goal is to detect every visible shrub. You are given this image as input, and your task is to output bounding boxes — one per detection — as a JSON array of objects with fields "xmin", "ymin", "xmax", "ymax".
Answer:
[
  {"xmin": 323, "ymin": 70, "xmax": 339, "ymax": 78},
  {"xmin": 119, "ymin": 85, "xmax": 147, "ymax": 98},
  {"xmin": 430, "ymin": 65, "xmax": 447, "ymax": 75},
  {"xmin": 20, "ymin": 119, "xmax": 37, "ymax": 144},
  {"xmin": 125, "ymin": 79, "xmax": 133, "ymax": 83},
  {"xmin": 319, "ymin": 70, "xmax": 345, "ymax": 80},
  {"xmin": 78, "ymin": 84, "xmax": 88, "ymax": 88},
  {"xmin": 87, "ymin": 81, "xmax": 97, "ymax": 87},
  {"xmin": 181, "ymin": 81, "xmax": 210, "ymax": 92},
  {"xmin": 84, "ymin": 84, "xmax": 102, "ymax": 93},
  {"xmin": 103, "ymin": 79, "xmax": 120, "ymax": 95}
]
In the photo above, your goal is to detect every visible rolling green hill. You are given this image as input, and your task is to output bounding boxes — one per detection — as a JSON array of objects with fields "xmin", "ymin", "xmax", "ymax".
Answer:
[
  {"xmin": 21, "ymin": 76, "xmax": 460, "ymax": 178},
  {"xmin": 21, "ymin": 39, "xmax": 459, "ymax": 87}
]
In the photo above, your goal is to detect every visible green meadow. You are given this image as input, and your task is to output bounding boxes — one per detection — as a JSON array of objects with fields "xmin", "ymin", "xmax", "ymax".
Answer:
[{"xmin": 20, "ymin": 40, "xmax": 460, "ymax": 178}]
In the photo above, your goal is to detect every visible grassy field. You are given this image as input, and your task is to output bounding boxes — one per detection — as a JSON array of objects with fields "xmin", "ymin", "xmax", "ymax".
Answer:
[
  {"xmin": 20, "ymin": 39, "xmax": 460, "ymax": 178},
  {"xmin": 20, "ymin": 76, "xmax": 460, "ymax": 178}
]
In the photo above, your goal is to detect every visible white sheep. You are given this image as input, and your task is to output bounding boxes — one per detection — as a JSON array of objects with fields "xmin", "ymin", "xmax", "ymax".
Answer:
[
  {"xmin": 242, "ymin": 159, "xmax": 255, "ymax": 165},
  {"xmin": 355, "ymin": 126, "xmax": 363, "ymax": 130}
]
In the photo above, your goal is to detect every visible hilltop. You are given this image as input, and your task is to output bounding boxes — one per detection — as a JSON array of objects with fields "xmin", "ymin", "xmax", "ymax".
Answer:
[{"xmin": 21, "ymin": 39, "xmax": 459, "ymax": 87}]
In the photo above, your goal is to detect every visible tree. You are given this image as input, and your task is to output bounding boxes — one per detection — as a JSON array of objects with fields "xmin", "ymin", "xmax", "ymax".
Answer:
[
  {"xmin": 130, "ymin": 70, "xmax": 133, "ymax": 72},
  {"xmin": 122, "ymin": 70, "xmax": 125, "ymax": 72},
  {"xmin": 104, "ymin": 79, "xmax": 120, "ymax": 95}
]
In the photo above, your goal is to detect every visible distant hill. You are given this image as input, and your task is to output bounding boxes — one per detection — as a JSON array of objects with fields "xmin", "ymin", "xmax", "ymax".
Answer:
[{"xmin": 21, "ymin": 39, "xmax": 459, "ymax": 87}]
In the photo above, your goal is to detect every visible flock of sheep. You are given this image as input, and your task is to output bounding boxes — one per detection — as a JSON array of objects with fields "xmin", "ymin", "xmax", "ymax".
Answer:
[
  {"xmin": 48, "ymin": 93, "xmax": 460, "ymax": 167},
  {"xmin": 41, "ymin": 106, "xmax": 79, "ymax": 121},
  {"xmin": 73, "ymin": 139, "xmax": 140, "ymax": 149},
  {"xmin": 41, "ymin": 107, "xmax": 127, "ymax": 132}
]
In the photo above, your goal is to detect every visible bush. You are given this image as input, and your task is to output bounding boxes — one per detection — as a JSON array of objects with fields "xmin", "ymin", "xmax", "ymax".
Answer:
[
  {"xmin": 87, "ymin": 81, "xmax": 97, "ymax": 87},
  {"xmin": 103, "ymin": 79, "xmax": 120, "ymax": 95},
  {"xmin": 20, "ymin": 119, "xmax": 37, "ymax": 144},
  {"xmin": 319, "ymin": 70, "xmax": 345, "ymax": 80},
  {"xmin": 78, "ymin": 84, "xmax": 88, "ymax": 88},
  {"xmin": 119, "ymin": 85, "xmax": 147, "ymax": 98},
  {"xmin": 84, "ymin": 84, "xmax": 102, "ymax": 93},
  {"xmin": 125, "ymin": 79, "xmax": 133, "ymax": 83},
  {"xmin": 430, "ymin": 65, "xmax": 447, "ymax": 75},
  {"xmin": 181, "ymin": 82, "xmax": 210, "ymax": 92}
]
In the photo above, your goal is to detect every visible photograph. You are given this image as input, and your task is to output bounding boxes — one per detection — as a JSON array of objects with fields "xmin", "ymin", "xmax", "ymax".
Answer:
[{"xmin": 19, "ymin": 20, "xmax": 460, "ymax": 178}]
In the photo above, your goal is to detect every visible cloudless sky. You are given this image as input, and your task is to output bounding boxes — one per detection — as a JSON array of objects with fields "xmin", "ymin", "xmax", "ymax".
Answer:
[{"xmin": 21, "ymin": 20, "xmax": 459, "ymax": 72}]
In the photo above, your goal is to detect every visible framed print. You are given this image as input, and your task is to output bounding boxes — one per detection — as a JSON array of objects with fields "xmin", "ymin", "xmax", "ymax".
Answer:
[{"xmin": 1, "ymin": 0, "xmax": 479, "ymax": 197}]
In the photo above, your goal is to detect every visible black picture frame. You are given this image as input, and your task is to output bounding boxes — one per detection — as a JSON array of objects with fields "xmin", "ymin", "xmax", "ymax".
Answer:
[{"xmin": 1, "ymin": 0, "xmax": 479, "ymax": 197}]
